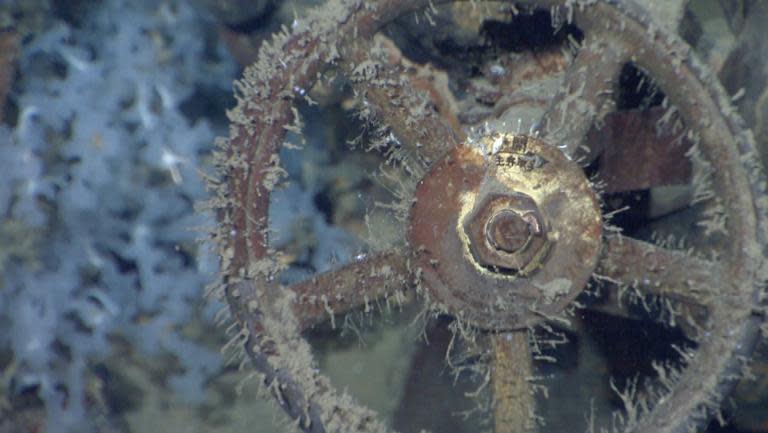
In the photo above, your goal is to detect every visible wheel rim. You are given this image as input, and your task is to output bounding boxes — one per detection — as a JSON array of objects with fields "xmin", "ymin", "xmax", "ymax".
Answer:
[{"xmin": 209, "ymin": 1, "xmax": 768, "ymax": 432}]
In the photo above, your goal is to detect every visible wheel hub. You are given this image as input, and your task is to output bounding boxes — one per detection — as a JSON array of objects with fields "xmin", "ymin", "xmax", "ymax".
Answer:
[
  {"xmin": 464, "ymin": 191, "xmax": 551, "ymax": 274},
  {"xmin": 408, "ymin": 133, "xmax": 603, "ymax": 330}
]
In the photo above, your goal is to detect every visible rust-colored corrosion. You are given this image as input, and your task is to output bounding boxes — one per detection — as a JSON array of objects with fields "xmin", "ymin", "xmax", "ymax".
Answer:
[
  {"xmin": 486, "ymin": 208, "xmax": 536, "ymax": 254},
  {"xmin": 291, "ymin": 251, "xmax": 411, "ymax": 329},
  {"xmin": 463, "ymin": 192, "xmax": 551, "ymax": 274},
  {"xmin": 491, "ymin": 331, "xmax": 535, "ymax": 433},
  {"xmin": 597, "ymin": 235, "xmax": 722, "ymax": 307},
  {"xmin": 339, "ymin": 35, "xmax": 462, "ymax": 165},
  {"xmin": 537, "ymin": 33, "xmax": 626, "ymax": 160},
  {"xmin": 594, "ymin": 107, "xmax": 693, "ymax": 193},
  {"xmin": 0, "ymin": 30, "xmax": 18, "ymax": 124},
  {"xmin": 215, "ymin": 1, "xmax": 768, "ymax": 432},
  {"xmin": 408, "ymin": 133, "xmax": 602, "ymax": 330}
]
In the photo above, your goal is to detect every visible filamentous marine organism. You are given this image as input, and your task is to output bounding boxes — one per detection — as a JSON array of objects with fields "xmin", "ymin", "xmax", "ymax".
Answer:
[{"xmin": 208, "ymin": 1, "xmax": 768, "ymax": 432}]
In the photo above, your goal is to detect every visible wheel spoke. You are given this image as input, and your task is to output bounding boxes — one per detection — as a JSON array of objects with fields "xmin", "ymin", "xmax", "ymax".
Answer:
[
  {"xmin": 290, "ymin": 250, "xmax": 412, "ymax": 329},
  {"xmin": 596, "ymin": 235, "xmax": 722, "ymax": 308},
  {"xmin": 339, "ymin": 34, "xmax": 463, "ymax": 168},
  {"xmin": 491, "ymin": 331, "xmax": 536, "ymax": 433},
  {"xmin": 592, "ymin": 107, "xmax": 692, "ymax": 194},
  {"xmin": 584, "ymin": 282, "xmax": 706, "ymax": 338},
  {"xmin": 537, "ymin": 33, "xmax": 627, "ymax": 161}
]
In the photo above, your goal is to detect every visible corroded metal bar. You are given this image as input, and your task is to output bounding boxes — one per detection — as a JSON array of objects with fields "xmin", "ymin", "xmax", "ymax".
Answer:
[
  {"xmin": 597, "ymin": 235, "xmax": 722, "ymax": 308},
  {"xmin": 537, "ymin": 33, "xmax": 627, "ymax": 161},
  {"xmin": 291, "ymin": 250, "xmax": 412, "ymax": 329},
  {"xmin": 339, "ymin": 35, "xmax": 464, "ymax": 167},
  {"xmin": 491, "ymin": 331, "xmax": 536, "ymax": 433}
]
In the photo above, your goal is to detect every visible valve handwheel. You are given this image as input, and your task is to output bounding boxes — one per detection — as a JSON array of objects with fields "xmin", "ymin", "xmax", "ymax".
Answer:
[{"xmin": 211, "ymin": 1, "xmax": 768, "ymax": 432}]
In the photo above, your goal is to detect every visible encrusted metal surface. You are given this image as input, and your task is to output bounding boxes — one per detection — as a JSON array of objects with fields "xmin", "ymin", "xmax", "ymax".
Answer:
[
  {"xmin": 408, "ymin": 133, "xmax": 602, "ymax": 330},
  {"xmin": 212, "ymin": 0, "xmax": 768, "ymax": 432},
  {"xmin": 594, "ymin": 107, "xmax": 692, "ymax": 193}
]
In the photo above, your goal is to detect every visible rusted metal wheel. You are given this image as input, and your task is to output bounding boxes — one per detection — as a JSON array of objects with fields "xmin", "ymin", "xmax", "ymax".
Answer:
[{"xmin": 210, "ymin": 1, "xmax": 768, "ymax": 433}]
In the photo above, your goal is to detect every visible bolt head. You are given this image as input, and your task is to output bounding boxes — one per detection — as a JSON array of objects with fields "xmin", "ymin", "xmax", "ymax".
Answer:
[
  {"xmin": 463, "ymin": 193, "xmax": 550, "ymax": 275},
  {"xmin": 485, "ymin": 210, "xmax": 531, "ymax": 253}
]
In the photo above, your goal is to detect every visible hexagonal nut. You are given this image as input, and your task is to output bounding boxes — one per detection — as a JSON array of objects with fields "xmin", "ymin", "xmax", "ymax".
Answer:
[{"xmin": 463, "ymin": 193, "xmax": 551, "ymax": 275}]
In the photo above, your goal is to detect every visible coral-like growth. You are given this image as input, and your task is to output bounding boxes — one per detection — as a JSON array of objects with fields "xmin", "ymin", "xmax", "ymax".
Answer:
[{"xmin": 0, "ymin": 0, "xmax": 236, "ymax": 431}]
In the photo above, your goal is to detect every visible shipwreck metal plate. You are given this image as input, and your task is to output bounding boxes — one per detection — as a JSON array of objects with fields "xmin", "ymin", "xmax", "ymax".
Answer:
[{"xmin": 408, "ymin": 133, "xmax": 602, "ymax": 330}]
